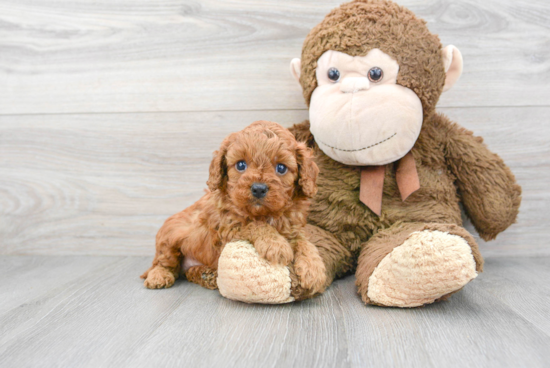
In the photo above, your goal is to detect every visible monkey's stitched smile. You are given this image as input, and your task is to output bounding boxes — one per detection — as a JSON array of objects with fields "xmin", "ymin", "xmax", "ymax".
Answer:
[{"xmin": 318, "ymin": 132, "xmax": 397, "ymax": 152}]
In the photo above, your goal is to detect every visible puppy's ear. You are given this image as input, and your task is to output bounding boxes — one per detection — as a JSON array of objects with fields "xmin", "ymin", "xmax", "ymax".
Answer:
[
  {"xmin": 207, "ymin": 136, "xmax": 232, "ymax": 192},
  {"xmin": 296, "ymin": 142, "xmax": 319, "ymax": 198}
]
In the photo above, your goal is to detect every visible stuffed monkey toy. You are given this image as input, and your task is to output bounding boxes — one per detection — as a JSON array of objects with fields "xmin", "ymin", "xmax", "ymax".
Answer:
[{"xmin": 215, "ymin": 0, "xmax": 521, "ymax": 307}]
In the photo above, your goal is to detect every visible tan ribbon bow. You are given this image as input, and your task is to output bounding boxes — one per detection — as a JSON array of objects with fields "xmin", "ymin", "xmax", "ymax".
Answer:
[{"xmin": 359, "ymin": 152, "xmax": 420, "ymax": 216}]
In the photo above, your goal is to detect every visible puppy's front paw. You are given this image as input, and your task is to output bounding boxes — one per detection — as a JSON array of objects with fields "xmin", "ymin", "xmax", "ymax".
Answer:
[
  {"xmin": 294, "ymin": 252, "xmax": 327, "ymax": 294},
  {"xmin": 143, "ymin": 266, "xmax": 176, "ymax": 289},
  {"xmin": 255, "ymin": 237, "xmax": 294, "ymax": 266}
]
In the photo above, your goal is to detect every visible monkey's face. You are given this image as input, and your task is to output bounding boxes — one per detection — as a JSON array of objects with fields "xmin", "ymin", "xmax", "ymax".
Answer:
[{"xmin": 308, "ymin": 49, "xmax": 423, "ymax": 166}]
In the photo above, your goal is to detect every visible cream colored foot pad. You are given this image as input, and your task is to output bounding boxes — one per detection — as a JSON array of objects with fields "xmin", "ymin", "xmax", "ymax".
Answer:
[
  {"xmin": 367, "ymin": 230, "xmax": 478, "ymax": 308},
  {"xmin": 217, "ymin": 240, "xmax": 294, "ymax": 304}
]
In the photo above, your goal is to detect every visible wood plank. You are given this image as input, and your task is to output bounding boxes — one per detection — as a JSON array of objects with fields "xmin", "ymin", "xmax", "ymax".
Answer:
[
  {"xmin": 0, "ymin": 256, "xmax": 118, "ymax": 315},
  {"xmin": 0, "ymin": 256, "xmax": 192, "ymax": 367},
  {"xmin": 479, "ymin": 256, "xmax": 550, "ymax": 337},
  {"xmin": 1, "ymin": 107, "xmax": 547, "ymax": 256},
  {"xmin": 337, "ymin": 256, "xmax": 550, "ymax": 368},
  {"xmin": 0, "ymin": 0, "xmax": 549, "ymax": 115},
  {"xmin": 0, "ymin": 256, "xmax": 549, "ymax": 368},
  {"xmin": 0, "ymin": 109, "xmax": 308, "ymax": 255}
]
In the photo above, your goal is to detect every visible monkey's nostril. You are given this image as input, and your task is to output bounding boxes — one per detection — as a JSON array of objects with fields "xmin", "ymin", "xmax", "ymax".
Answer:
[
  {"xmin": 251, "ymin": 183, "xmax": 268, "ymax": 199},
  {"xmin": 340, "ymin": 77, "xmax": 370, "ymax": 93}
]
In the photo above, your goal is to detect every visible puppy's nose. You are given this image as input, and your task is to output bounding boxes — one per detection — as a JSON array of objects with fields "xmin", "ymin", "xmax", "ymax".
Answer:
[{"xmin": 251, "ymin": 183, "xmax": 268, "ymax": 199}]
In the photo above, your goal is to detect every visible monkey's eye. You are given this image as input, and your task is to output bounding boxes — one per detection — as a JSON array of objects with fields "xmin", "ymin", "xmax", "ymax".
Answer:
[
  {"xmin": 327, "ymin": 67, "xmax": 340, "ymax": 82},
  {"xmin": 368, "ymin": 67, "xmax": 383, "ymax": 82},
  {"xmin": 235, "ymin": 160, "xmax": 247, "ymax": 172},
  {"xmin": 276, "ymin": 163, "xmax": 288, "ymax": 175}
]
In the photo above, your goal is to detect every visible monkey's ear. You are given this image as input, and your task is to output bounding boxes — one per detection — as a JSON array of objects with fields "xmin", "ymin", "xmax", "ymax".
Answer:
[
  {"xmin": 296, "ymin": 142, "xmax": 319, "ymax": 198},
  {"xmin": 442, "ymin": 45, "xmax": 463, "ymax": 92},
  {"xmin": 290, "ymin": 58, "xmax": 301, "ymax": 84},
  {"xmin": 207, "ymin": 137, "xmax": 231, "ymax": 192}
]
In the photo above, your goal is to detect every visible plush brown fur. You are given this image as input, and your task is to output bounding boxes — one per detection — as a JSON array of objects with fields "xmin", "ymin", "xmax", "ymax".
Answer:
[
  {"xmin": 287, "ymin": 0, "xmax": 521, "ymax": 305},
  {"xmin": 299, "ymin": 0, "xmax": 445, "ymax": 118},
  {"xmin": 141, "ymin": 120, "xmax": 327, "ymax": 294},
  {"xmin": 291, "ymin": 112, "xmax": 520, "ymax": 303},
  {"xmin": 355, "ymin": 222, "xmax": 484, "ymax": 306}
]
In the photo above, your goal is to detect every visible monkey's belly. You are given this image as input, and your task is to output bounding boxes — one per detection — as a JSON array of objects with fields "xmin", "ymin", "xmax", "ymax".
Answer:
[{"xmin": 308, "ymin": 168, "xmax": 463, "ymax": 251}]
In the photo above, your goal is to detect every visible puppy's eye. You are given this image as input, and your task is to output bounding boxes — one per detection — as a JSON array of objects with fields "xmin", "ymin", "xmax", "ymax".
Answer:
[
  {"xmin": 368, "ymin": 67, "xmax": 383, "ymax": 82},
  {"xmin": 235, "ymin": 160, "xmax": 247, "ymax": 172},
  {"xmin": 276, "ymin": 163, "xmax": 288, "ymax": 175},
  {"xmin": 327, "ymin": 67, "xmax": 340, "ymax": 82}
]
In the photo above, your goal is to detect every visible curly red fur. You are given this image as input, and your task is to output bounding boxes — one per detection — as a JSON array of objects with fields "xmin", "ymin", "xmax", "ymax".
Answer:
[{"xmin": 141, "ymin": 121, "xmax": 326, "ymax": 293}]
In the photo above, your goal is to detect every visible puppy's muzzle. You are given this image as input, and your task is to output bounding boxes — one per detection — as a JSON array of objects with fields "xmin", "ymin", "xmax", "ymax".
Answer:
[{"xmin": 251, "ymin": 183, "xmax": 269, "ymax": 199}]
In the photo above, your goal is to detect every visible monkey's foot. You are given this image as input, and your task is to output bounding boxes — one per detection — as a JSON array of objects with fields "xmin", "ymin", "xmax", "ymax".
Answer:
[
  {"xmin": 357, "ymin": 224, "xmax": 483, "ymax": 308},
  {"xmin": 217, "ymin": 241, "xmax": 295, "ymax": 304}
]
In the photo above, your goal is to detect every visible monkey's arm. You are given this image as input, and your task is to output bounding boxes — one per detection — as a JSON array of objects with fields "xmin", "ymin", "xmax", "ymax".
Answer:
[{"xmin": 443, "ymin": 118, "xmax": 522, "ymax": 241}]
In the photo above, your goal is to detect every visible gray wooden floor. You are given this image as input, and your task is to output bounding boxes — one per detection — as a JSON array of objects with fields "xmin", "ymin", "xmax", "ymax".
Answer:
[{"xmin": 0, "ymin": 255, "xmax": 549, "ymax": 368}]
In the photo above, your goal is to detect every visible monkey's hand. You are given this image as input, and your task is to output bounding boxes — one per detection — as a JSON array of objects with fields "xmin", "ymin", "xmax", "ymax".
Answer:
[{"xmin": 445, "ymin": 119, "xmax": 522, "ymax": 240}]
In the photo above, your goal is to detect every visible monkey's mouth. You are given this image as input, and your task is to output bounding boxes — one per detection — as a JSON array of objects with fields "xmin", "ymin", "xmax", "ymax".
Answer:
[{"xmin": 317, "ymin": 132, "xmax": 397, "ymax": 152}]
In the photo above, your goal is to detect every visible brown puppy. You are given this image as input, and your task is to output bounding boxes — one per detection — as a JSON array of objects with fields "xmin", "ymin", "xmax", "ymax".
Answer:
[{"xmin": 141, "ymin": 120, "xmax": 327, "ymax": 294}]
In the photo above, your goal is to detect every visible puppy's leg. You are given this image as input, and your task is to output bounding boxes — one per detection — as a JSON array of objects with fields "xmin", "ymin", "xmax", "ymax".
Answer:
[
  {"xmin": 141, "ymin": 212, "xmax": 189, "ymax": 289},
  {"xmin": 185, "ymin": 266, "xmax": 218, "ymax": 290},
  {"xmin": 293, "ymin": 235, "xmax": 328, "ymax": 294},
  {"xmin": 242, "ymin": 222, "xmax": 294, "ymax": 266},
  {"xmin": 290, "ymin": 225, "xmax": 353, "ymax": 301},
  {"xmin": 141, "ymin": 238, "xmax": 181, "ymax": 289}
]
